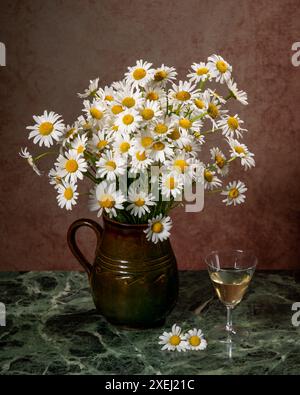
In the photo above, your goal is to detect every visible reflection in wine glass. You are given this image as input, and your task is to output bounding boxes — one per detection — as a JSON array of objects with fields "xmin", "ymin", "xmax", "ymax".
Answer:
[{"xmin": 206, "ymin": 250, "xmax": 257, "ymax": 344}]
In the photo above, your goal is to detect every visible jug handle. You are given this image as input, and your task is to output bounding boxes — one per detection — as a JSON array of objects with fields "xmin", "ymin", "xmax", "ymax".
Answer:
[{"xmin": 67, "ymin": 218, "xmax": 103, "ymax": 276}]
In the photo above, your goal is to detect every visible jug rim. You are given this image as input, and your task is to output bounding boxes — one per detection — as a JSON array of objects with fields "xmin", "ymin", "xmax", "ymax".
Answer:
[{"xmin": 103, "ymin": 214, "xmax": 149, "ymax": 228}]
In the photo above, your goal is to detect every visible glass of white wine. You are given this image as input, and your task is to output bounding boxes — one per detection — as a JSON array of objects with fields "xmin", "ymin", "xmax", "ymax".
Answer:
[{"xmin": 206, "ymin": 250, "xmax": 257, "ymax": 343}]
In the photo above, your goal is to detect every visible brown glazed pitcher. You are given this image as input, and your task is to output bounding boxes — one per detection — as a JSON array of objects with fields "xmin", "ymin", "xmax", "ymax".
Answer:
[{"xmin": 67, "ymin": 215, "xmax": 179, "ymax": 328}]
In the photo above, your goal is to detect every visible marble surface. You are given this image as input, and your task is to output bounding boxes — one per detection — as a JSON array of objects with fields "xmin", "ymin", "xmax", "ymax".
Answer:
[{"xmin": 0, "ymin": 271, "xmax": 299, "ymax": 375}]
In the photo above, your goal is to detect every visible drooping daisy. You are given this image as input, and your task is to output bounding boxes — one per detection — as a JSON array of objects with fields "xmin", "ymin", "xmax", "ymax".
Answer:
[
  {"xmin": 158, "ymin": 324, "xmax": 187, "ymax": 352},
  {"xmin": 56, "ymin": 181, "xmax": 79, "ymax": 210},
  {"xmin": 27, "ymin": 110, "xmax": 65, "ymax": 148},
  {"xmin": 152, "ymin": 64, "xmax": 177, "ymax": 86},
  {"xmin": 113, "ymin": 134, "xmax": 133, "ymax": 157},
  {"xmin": 96, "ymin": 150, "xmax": 126, "ymax": 181},
  {"xmin": 161, "ymin": 172, "xmax": 183, "ymax": 199},
  {"xmin": 202, "ymin": 91, "xmax": 227, "ymax": 129},
  {"xmin": 210, "ymin": 147, "xmax": 229, "ymax": 176},
  {"xmin": 208, "ymin": 54, "xmax": 232, "ymax": 84},
  {"xmin": 48, "ymin": 167, "xmax": 63, "ymax": 187},
  {"xmin": 77, "ymin": 78, "xmax": 99, "ymax": 98},
  {"xmin": 187, "ymin": 62, "xmax": 213, "ymax": 84},
  {"xmin": 144, "ymin": 214, "xmax": 172, "ymax": 244},
  {"xmin": 90, "ymin": 130, "xmax": 112, "ymax": 154},
  {"xmin": 221, "ymin": 180, "xmax": 247, "ymax": 206},
  {"xmin": 126, "ymin": 188, "xmax": 156, "ymax": 218},
  {"xmin": 129, "ymin": 149, "xmax": 153, "ymax": 173},
  {"xmin": 125, "ymin": 59, "xmax": 154, "ymax": 88},
  {"xmin": 55, "ymin": 151, "xmax": 88, "ymax": 183},
  {"xmin": 70, "ymin": 133, "xmax": 89, "ymax": 156},
  {"xmin": 19, "ymin": 147, "xmax": 43, "ymax": 176},
  {"xmin": 185, "ymin": 328, "xmax": 207, "ymax": 351},
  {"xmin": 150, "ymin": 140, "xmax": 174, "ymax": 163},
  {"xmin": 83, "ymin": 99, "xmax": 106, "ymax": 125},
  {"xmin": 96, "ymin": 85, "xmax": 115, "ymax": 103},
  {"xmin": 168, "ymin": 80, "xmax": 198, "ymax": 106},
  {"xmin": 217, "ymin": 114, "xmax": 247, "ymax": 139},
  {"xmin": 60, "ymin": 124, "xmax": 79, "ymax": 147},
  {"xmin": 228, "ymin": 138, "xmax": 255, "ymax": 170},
  {"xmin": 226, "ymin": 79, "xmax": 248, "ymax": 105},
  {"xmin": 204, "ymin": 167, "xmax": 222, "ymax": 190},
  {"xmin": 139, "ymin": 100, "xmax": 163, "ymax": 124},
  {"xmin": 89, "ymin": 181, "xmax": 125, "ymax": 218},
  {"xmin": 115, "ymin": 108, "xmax": 142, "ymax": 134}
]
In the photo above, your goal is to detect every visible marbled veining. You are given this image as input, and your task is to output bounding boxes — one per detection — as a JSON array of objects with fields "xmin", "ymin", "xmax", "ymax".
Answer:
[{"xmin": 0, "ymin": 271, "xmax": 299, "ymax": 375}]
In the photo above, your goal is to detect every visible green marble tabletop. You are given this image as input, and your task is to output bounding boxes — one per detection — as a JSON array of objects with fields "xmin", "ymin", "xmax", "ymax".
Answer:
[{"xmin": 0, "ymin": 271, "xmax": 299, "ymax": 375}]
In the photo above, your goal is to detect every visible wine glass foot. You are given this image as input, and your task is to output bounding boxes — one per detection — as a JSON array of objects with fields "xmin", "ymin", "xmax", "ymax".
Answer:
[{"xmin": 209, "ymin": 325, "xmax": 249, "ymax": 344}]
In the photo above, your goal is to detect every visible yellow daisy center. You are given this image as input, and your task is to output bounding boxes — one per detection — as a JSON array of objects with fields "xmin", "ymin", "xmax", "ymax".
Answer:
[
  {"xmin": 135, "ymin": 198, "xmax": 145, "ymax": 207},
  {"xmin": 215, "ymin": 154, "xmax": 225, "ymax": 168},
  {"xmin": 179, "ymin": 118, "xmax": 192, "ymax": 129},
  {"xmin": 97, "ymin": 140, "xmax": 108, "ymax": 150},
  {"xmin": 133, "ymin": 68, "xmax": 146, "ymax": 80},
  {"xmin": 99, "ymin": 196, "xmax": 115, "ymax": 209},
  {"xmin": 65, "ymin": 159, "xmax": 78, "ymax": 173},
  {"xmin": 39, "ymin": 122, "xmax": 53, "ymax": 136},
  {"xmin": 194, "ymin": 99, "xmax": 205, "ymax": 109},
  {"xmin": 174, "ymin": 159, "xmax": 187, "ymax": 173},
  {"xmin": 136, "ymin": 151, "xmax": 146, "ymax": 161},
  {"xmin": 151, "ymin": 222, "xmax": 164, "ymax": 233},
  {"xmin": 208, "ymin": 103, "xmax": 219, "ymax": 119},
  {"xmin": 123, "ymin": 114, "xmax": 134, "ymax": 125},
  {"xmin": 189, "ymin": 335, "xmax": 201, "ymax": 347},
  {"xmin": 66, "ymin": 128, "xmax": 75, "ymax": 138},
  {"xmin": 105, "ymin": 95, "xmax": 114, "ymax": 101},
  {"xmin": 111, "ymin": 105, "xmax": 123, "ymax": 115},
  {"xmin": 184, "ymin": 145, "xmax": 192, "ymax": 152},
  {"xmin": 169, "ymin": 335, "xmax": 181, "ymax": 346},
  {"xmin": 197, "ymin": 67, "xmax": 209, "ymax": 76},
  {"xmin": 141, "ymin": 136, "xmax": 153, "ymax": 148},
  {"xmin": 90, "ymin": 108, "xmax": 103, "ymax": 120},
  {"xmin": 204, "ymin": 170, "xmax": 213, "ymax": 182},
  {"xmin": 141, "ymin": 108, "xmax": 154, "ymax": 120},
  {"xmin": 105, "ymin": 160, "xmax": 116, "ymax": 170},
  {"xmin": 194, "ymin": 131, "xmax": 201, "ymax": 138},
  {"xmin": 229, "ymin": 188, "xmax": 239, "ymax": 199},
  {"xmin": 122, "ymin": 97, "xmax": 135, "ymax": 108},
  {"xmin": 170, "ymin": 128, "xmax": 180, "ymax": 140},
  {"xmin": 64, "ymin": 187, "xmax": 73, "ymax": 200},
  {"xmin": 154, "ymin": 70, "xmax": 167, "ymax": 81},
  {"xmin": 166, "ymin": 176, "xmax": 175, "ymax": 190},
  {"xmin": 112, "ymin": 125, "xmax": 119, "ymax": 131},
  {"xmin": 227, "ymin": 116, "xmax": 239, "ymax": 130},
  {"xmin": 216, "ymin": 60, "xmax": 228, "ymax": 73},
  {"xmin": 152, "ymin": 142, "xmax": 165, "ymax": 151},
  {"xmin": 77, "ymin": 145, "xmax": 85, "ymax": 154},
  {"xmin": 146, "ymin": 91, "xmax": 159, "ymax": 101},
  {"xmin": 83, "ymin": 122, "xmax": 91, "ymax": 130},
  {"xmin": 119, "ymin": 142, "xmax": 130, "ymax": 153},
  {"xmin": 155, "ymin": 123, "xmax": 168, "ymax": 134},
  {"xmin": 234, "ymin": 146, "xmax": 246, "ymax": 155},
  {"xmin": 175, "ymin": 90, "xmax": 191, "ymax": 101}
]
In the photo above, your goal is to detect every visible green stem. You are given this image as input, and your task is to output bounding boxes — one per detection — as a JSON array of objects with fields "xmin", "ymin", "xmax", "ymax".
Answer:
[
  {"xmin": 206, "ymin": 188, "xmax": 222, "ymax": 194},
  {"xmin": 191, "ymin": 111, "xmax": 207, "ymax": 122},
  {"xmin": 34, "ymin": 151, "xmax": 57, "ymax": 161}
]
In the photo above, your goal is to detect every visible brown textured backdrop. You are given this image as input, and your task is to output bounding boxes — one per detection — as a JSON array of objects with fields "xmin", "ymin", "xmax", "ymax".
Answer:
[{"xmin": 0, "ymin": 0, "xmax": 299, "ymax": 271}]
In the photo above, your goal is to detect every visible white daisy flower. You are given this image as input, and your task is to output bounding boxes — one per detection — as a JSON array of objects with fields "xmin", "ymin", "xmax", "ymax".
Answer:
[
  {"xmin": 126, "ymin": 188, "xmax": 156, "ymax": 218},
  {"xmin": 181, "ymin": 136, "xmax": 202, "ymax": 157},
  {"xmin": 19, "ymin": 147, "xmax": 43, "ymax": 176},
  {"xmin": 125, "ymin": 59, "xmax": 154, "ymax": 88},
  {"xmin": 144, "ymin": 214, "xmax": 172, "ymax": 244},
  {"xmin": 96, "ymin": 85, "xmax": 115, "ymax": 103},
  {"xmin": 187, "ymin": 62, "xmax": 213, "ymax": 84},
  {"xmin": 55, "ymin": 151, "xmax": 88, "ymax": 183},
  {"xmin": 83, "ymin": 99, "xmax": 106, "ymax": 125},
  {"xmin": 76, "ymin": 115, "xmax": 93, "ymax": 132},
  {"xmin": 174, "ymin": 115, "xmax": 203, "ymax": 135},
  {"xmin": 168, "ymin": 80, "xmax": 198, "ymax": 106},
  {"xmin": 96, "ymin": 150, "xmax": 126, "ymax": 181},
  {"xmin": 202, "ymin": 90, "xmax": 227, "ymax": 129},
  {"xmin": 150, "ymin": 140, "xmax": 174, "ymax": 163},
  {"xmin": 204, "ymin": 168, "xmax": 222, "ymax": 190},
  {"xmin": 78, "ymin": 78, "xmax": 99, "ymax": 98},
  {"xmin": 48, "ymin": 167, "xmax": 63, "ymax": 188},
  {"xmin": 111, "ymin": 80, "xmax": 128, "ymax": 92},
  {"xmin": 208, "ymin": 54, "xmax": 232, "ymax": 84},
  {"xmin": 226, "ymin": 79, "xmax": 248, "ymax": 105},
  {"xmin": 158, "ymin": 324, "xmax": 187, "ymax": 352},
  {"xmin": 152, "ymin": 64, "xmax": 177, "ymax": 86},
  {"xmin": 143, "ymin": 85, "xmax": 166, "ymax": 103},
  {"xmin": 70, "ymin": 133, "xmax": 88, "ymax": 156},
  {"xmin": 115, "ymin": 108, "xmax": 142, "ymax": 135},
  {"xmin": 185, "ymin": 328, "xmax": 207, "ymax": 351},
  {"xmin": 221, "ymin": 180, "xmax": 247, "ymax": 206},
  {"xmin": 139, "ymin": 100, "xmax": 163, "ymax": 124},
  {"xmin": 113, "ymin": 135, "xmax": 133, "ymax": 157},
  {"xmin": 228, "ymin": 138, "xmax": 255, "ymax": 170},
  {"xmin": 89, "ymin": 181, "xmax": 126, "ymax": 218},
  {"xmin": 167, "ymin": 127, "xmax": 191, "ymax": 149},
  {"xmin": 217, "ymin": 114, "xmax": 247, "ymax": 139},
  {"xmin": 133, "ymin": 131, "xmax": 155, "ymax": 153},
  {"xmin": 27, "ymin": 110, "xmax": 64, "ymax": 148},
  {"xmin": 208, "ymin": 88, "xmax": 227, "ymax": 105},
  {"xmin": 56, "ymin": 181, "xmax": 79, "ymax": 210},
  {"xmin": 90, "ymin": 130, "xmax": 112, "ymax": 154},
  {"xmin": 161, "ymin": 172, "xmax": 183, "ymax": 199},
  {"xmin": 151, "ymin": 116, "xmax": 174, "ymax": 137},
  {"xmin": 210, "ymin": 147, "xmax": 229, "ymax": 177},
  {"xmin": 60, "ymin": 124, "xmax": 79, "ymax": 147},
  {"xmin": 114, "ymin": 84, "xmax": 143, "ymax": 109},
  {"xmin": 129, "ymin": 149, "xmax": 153, "ymax": 173},
  {"xmin": 193, "ymin": 131, "xmax": 206, "ymax": 145}
]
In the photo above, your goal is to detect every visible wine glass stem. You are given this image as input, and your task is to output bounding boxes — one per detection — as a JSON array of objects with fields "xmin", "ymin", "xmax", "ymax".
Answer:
[{"xmin": 226, "ymin": 306, "xmax": 233, "ymax": 333}]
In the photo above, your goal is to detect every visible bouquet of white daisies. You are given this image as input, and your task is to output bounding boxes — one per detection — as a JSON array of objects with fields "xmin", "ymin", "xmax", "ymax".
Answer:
[{"xmin": 20, "ymin": 55, "xmax": 254, "ymax": 243}]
